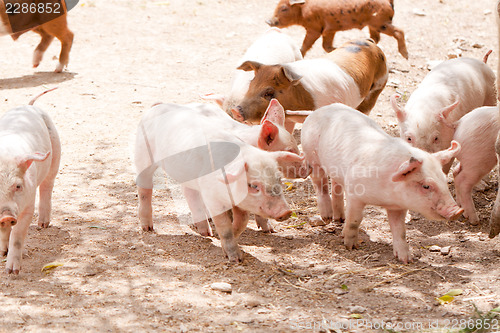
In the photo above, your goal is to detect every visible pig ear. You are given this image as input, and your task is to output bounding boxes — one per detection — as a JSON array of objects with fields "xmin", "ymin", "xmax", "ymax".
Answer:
[
  {"xmin": 258, "ymin": 120, "xmax": 280, "ymax": 149},
  {"xmin": 391, "ymin": 94, "xmax": 406, "ymax": 123},
  {"xmin": 432, "ymin": 140, "xmax": 461, "ymax": 166},
  {"xmin": 273, "ymin": 151, "xmax": 305, "ymax": 164},
  {"xmin": 290, "ymin": 0, "xmax": 306, "ymax": 5},
  {"xmin": 437, "ymin": 99, "xmax": 459, "ymax": 128},
  {"xmin": 217, "ymin": 162, "xmax": 247, "ymax": 184},
  {"xmin": 17, "ymin": 152, "xmax": 51, "ymax": 172},
  {"xmin": 281, "ymin": 66, "xmax": 302, "ymax": 85},
  {"xmin": 237, "ymin": 61, "xmax": 263, "ymax": 72},
  {"xmin": 261, "ymin": 99, "xmax": 286, "ymax": 126},
  {"xmin": 200, "ymin": 93, "xmax": 225, "ymax": 107},
  {"xmin": 392, "ymin": 157, "xmax": 423, "ymax": 182}
]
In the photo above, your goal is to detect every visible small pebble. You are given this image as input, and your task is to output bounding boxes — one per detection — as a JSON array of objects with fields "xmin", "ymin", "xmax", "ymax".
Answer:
[
  {"xmin": 309, "ymin": 215, "xmax": 328, "ymax": 227},
  {"xmin": 429, "ymin": 245, "xmax": 441, "ymax": 252},
  {"xmin": 210, "ymin": 282, "xmax": 232, "ymax": 293},
  {"xmin": 441, "ymin": 246, "xmax": 451, "ymax": 256},
  {"xmin": 348, "ymin": 305, "xmax": 367, "ymax": 313},
  {"xmin": 412, "ymin": 8, "xmax": 426, "ymax": 16}
]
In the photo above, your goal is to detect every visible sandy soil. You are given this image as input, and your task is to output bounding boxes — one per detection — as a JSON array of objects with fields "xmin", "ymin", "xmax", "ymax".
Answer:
[{"xmin": 0, "ymin": 0, "xmax": 499, "ymax": 332}]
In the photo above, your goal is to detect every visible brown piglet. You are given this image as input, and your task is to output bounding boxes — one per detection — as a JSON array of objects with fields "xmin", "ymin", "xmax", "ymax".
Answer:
[{"xmin": 267, "ymin": 0, "xmax": 408, "ymax": 59}]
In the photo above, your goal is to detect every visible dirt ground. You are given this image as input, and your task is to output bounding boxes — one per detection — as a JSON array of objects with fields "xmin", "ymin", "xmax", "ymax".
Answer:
[{"xmin": 0, "ymin": 0, "xmax": 499, "ymax": 332}]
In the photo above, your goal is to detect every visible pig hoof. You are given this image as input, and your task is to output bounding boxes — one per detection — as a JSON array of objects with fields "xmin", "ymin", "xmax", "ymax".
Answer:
[
  {"xmin": 321, "ymin": 216, "xmax": 333, "ymax": 223},
  {"xmin": 334, "ymin": 217, "xmax": 345, "ymax": 224},
  {"xmin": 469, "ymin": 219, "xmax": 480, "ymax": 226},
  {"xmin": 141, "ymin": 225, "xmax": 154, "ymax": 232},
  {"xmin": 323, "ymin": 46, "xmax": 335, "ymax": 53},
  {"xmin": 54, "ymin": 63, "xmax": 65, "ymax": 73},
  {"xmin": 38, "ymin": 222, "xmax": 50, "ymax": 228}
]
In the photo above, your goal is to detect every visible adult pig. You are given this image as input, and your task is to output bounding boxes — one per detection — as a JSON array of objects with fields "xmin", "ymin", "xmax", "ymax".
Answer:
[
  {"xmin": 301, "ymin": 103, "xmax": 463, "ymax": 263},
  {"xmin": 391, "ymin": 56, "xmax": 496, "ymax": 172},
  {"xmin": 0, "ymin": 93, "xmax": 61, "ymax": 274},
  {"xmin": 266, "ymin": 0, "xmax": 408, "ymax": 58},
  {"xmin": 204, "ymin": 28, "xmax": 302, "ymax": 115},
  {"xmin": 234, "ymin": 38, "xmax": 388, "ymax": 131},
  {"xmin": 452, "ymin": 106, "xmax": 499, "ymax": 226},
  {"xmin": 135, "ymin": 103, "xmax": 301, "ymax": 262}
]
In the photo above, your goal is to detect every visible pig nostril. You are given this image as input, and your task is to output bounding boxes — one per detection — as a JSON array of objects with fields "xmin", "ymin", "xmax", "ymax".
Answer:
[{"xmin": 10, "ymin": 220, "xmax": 17, "ymax": 226}]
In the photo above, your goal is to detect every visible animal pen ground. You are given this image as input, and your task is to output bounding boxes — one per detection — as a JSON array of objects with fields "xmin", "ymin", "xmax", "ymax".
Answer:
[{"xmin": 0, "ymin": 0, "xmax": 499, "ymax": 332}]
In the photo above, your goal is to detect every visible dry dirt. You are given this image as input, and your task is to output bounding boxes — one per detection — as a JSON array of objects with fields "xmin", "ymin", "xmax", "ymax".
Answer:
[{"xmin": 0, "ymin": 0, "xmax": 499, "ymax": 332}]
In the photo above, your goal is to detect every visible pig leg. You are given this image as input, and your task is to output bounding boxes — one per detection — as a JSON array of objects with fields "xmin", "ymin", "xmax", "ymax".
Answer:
[
  {"xmin": 386, "ymin": 209, "xmax": 410, "ymax": 263},
  {"xmin": 321, "ymin": 29, "xmax": 337, "ymax": 53},
  {"xmin": 0, "ymin": 226, "xmax": 11, "ymax": 256},
  {"xmin": 380, "ymin": 24, "xmax": 408, "ymax": 59},
  {"xmin": 138, "ymin": 187, "xmax": 154, "ymax": 231},
  {"xmin": 212, "ymin": 212, "xmax": 242, "ymax": 263},
  {"xmin": 368, "ymin": 27, "xmax": 381, "ymax": 43},
  {"xmin": 38, "ymin": 114, "xmax": 61, "ymax": 228},
  {"xmin": 32, "ymin": 28, "xmax": 54, "ymax": 69},
  {"xmin": 232, "ymin": 206, "xmax": 250, "ymax": 239},
  {"xmin": 489, "ymin": 135, "xmax": 500, "ymax": 238},
  {"xmin": 300, "ymin": 29, "xmax": 322, "ymax": 56},
  {"xmin": 255, "ymin": 215, "xmax": 275, "ymax": 233},
  {"xmin": 183, "ymin": 187, "xmax": 212, "ymax": 236},
  {"xmin": 331, "ymin": 182, "xmax": 345, "ymax": 223},
  {"xmin": 454, "ymin": 167, "xmax": 481, "ymax": 225},
  {"xmin": 5, "ymin": 209, "xmax": 34, "ymax": 274},
  {"xmin": 341, "ymin": 199, "xmax": 365, "ymax": 250},
  {"xmin": 311, "ymin": 166, "xmax": 333, "ymax": 222},
  {"xmin": 356, "ymin": 87, "xmax": 385, "ymax": 115},
  {"xmin": 42, "ymin": 15, "xmax": 74, "ymax": 72}
]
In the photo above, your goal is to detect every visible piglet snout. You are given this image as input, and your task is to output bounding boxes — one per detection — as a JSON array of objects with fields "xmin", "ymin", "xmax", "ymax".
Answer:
[
  {"xmin": 266, "ymin": 18, "xmax": 279, "ymax": 27},
  {"xmin": 0, "ymin": 216, "xmax": 17, "ymax": 227},
  {"xmin": 439, "ymin": 205, "xmax": 464, "ymax": 220},
  {"xmin": 231, "ymin": 107, "xmax": 245, "ymax": 122},
  {"xmin": 275, "ymin": 210, "xmax": 292, "ymax": 222}
]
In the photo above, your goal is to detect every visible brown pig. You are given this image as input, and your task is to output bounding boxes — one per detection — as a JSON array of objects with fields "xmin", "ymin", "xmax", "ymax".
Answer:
[
  {"xmin": 267, "ymin": 0, "xmax": 408, "ymax": 59},
  {"xmin": 234, "ymin": 38, "xmax": 388, "ymax": 131},
  {"xmin": 0, "ymin": 0, "xmax": 74, "ymax": 72}
]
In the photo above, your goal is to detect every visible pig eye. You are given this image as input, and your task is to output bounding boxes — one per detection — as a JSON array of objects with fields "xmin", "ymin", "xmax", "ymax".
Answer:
[
  {"xmin": 248, "ymin": 183, "xmax": 260, "ymax": 193},
  {"xmin": 262, "ymin": 89, "xmax": 275, "ymax": 100},
  {"xmin": 422, "ymin": 184, "xmax": 430, "ymax": 190},
  {"xmin": 15, "ymin": 184, "xmax": 23, "ymax": 191},
  {"xmin": 280, "ymin": 6, "xmax": 288, "ymax": 12},
  {"xmin": 433, "ymin": 136, "xmax": 439, "ymax": 143},
  {"xmin": 406, "ymin": 137, "xmax": 412, "ymax": 143}
]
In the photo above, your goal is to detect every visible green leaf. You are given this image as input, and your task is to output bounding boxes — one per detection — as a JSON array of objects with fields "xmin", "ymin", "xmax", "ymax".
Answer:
[
  {"xmin": 350, "ymin": 314, "xmax": 362, "ymax": 319},
  {"xmin": 341, "ymin": 284, "xmax": 348, "ymax": 290},
  {"xmin": 436, "ymin": 294, "xmax": 455, "ymax": 305}
]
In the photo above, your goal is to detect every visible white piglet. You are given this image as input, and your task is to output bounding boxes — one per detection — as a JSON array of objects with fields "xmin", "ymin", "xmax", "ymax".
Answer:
[
  {"xmin": 135, "ymin": 103, "xmax": 301, "ymax": 262},
  {"xmin": 301, "ymin": 104, "xmax": 463, "ymax": 263},
  {"xmin": 0, "ymin": 91, "xmax": 61, "ymax": 274},
  {"xmin": 391, "ymin": 56, "xmax": 496, "ymax": 171},
  {"xmin": 203, "ymin": 27, "xmax": 302, "ymax": 114},
  {"xmin": 452, "ymin": 106, "xmax": 499, "ymax": 226}
]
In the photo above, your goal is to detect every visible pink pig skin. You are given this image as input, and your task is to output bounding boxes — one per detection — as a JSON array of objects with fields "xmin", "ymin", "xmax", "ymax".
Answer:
[
  {"xmin": 452, "ymin": 107, "xmax": 499, "ymax": 226},
  {"xmin": 0, "ymin": 106, "xmax": 61, "ymax": 274},
  {"xmin": 301, "ymin": 103, "xmax": 463, "ymax": 263}
]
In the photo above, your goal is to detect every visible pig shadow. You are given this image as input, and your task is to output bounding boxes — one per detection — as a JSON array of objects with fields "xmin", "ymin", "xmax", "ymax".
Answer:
[{"xmin": 0, "ymin": 71, "xmax": 76, "ymax": 89}]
